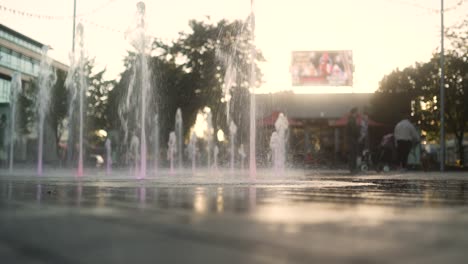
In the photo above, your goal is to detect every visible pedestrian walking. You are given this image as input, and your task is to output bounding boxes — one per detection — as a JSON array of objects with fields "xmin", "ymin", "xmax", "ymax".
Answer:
[
  {"xmin": 346, "ymin": 107, "xmax": 360, "ymax": 174},
  {"xmin": 394, "ymin": 114, "xmax": 420, "ymax": 171}
]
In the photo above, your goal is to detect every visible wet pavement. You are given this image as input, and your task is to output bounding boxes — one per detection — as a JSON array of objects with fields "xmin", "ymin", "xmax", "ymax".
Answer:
[{"xmin": 1, "ymin": 169, "xmax": 468, "ymax": 263}]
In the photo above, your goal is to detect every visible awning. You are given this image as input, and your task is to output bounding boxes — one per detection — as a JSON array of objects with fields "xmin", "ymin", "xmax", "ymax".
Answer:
[{"xmin": 330, "ymin": 113, "xmax": 385, "ymax": 127}]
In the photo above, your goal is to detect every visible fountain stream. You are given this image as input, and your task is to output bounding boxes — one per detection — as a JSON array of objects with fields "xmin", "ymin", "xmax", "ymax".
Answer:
[
  {"xmin": 249, "ymin": 0, "xmax": 257, "ymax": 178},
  {"xmin": 36, "ymin": 46, "xmax": 57, "ymax": 176},
  {"xmin": 153, "ymin": 114, "xmax": 160, "ymax": 172},
  {"xmin": 175, "ymin": 108, "xmax": 183, "ymax": 170},
  {"xmin": 121, "ymin": 2, "xmax": 152, "ymax": 179},
  {"xmin": 105, "ymin": 138, "xmax": 112, "ymax": 175},
  {"xmin": 213, "ymin": 145, "xmax": 219, "ymax": 171},
  {"xmin": 65, "ymin": 23, "xmax": 87, "ymax": 177},
  {"xmin": 270, "ymin": 113, "xmax": 289, "ymax": 172},
  {"xmin": 229, "ymin": 121, "xmax": 237, "ymax": 171},
  {"xmin": 189, "ymin": 131, "xmax": 197, "ymax": 173},
  {"xmin": 9, "ymin": 72, "xmax": 21, "ymax": 173},
  {"xmin": 206, "ymin": 110, "xmax": 213, "ymax": 169},
  {"xmin": 168, "ymin": 131, "xmax": 176, "ymax": 174}
]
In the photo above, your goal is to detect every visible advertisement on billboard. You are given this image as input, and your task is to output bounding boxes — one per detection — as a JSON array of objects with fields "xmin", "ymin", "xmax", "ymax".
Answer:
[{"xmin": 291, "ymin": 50, "xmax": 353, "ymax": 86}]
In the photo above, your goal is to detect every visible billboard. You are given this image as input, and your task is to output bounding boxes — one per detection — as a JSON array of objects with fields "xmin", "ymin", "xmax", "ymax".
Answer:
[{"xmin": 291, "ymin": 50, "xmax": 353, "ymax": 86}]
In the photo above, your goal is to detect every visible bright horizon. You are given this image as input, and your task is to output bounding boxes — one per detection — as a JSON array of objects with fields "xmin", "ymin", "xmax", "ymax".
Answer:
[{"xmin": 0, "ymin": 0, "xmax": 466, "ymax": 94}]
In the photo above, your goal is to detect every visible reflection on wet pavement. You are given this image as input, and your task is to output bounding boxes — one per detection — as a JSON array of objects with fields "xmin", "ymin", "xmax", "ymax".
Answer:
[
  {"xmin": 2, "ymin": 174, "xmax": 467, "ymax": 213},
  {"xmin": 1, "ymin": 170, "xmax": 468, "ymax": 263}
]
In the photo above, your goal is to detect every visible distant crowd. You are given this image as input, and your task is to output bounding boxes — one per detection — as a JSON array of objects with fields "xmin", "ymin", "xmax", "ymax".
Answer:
[{"xmin": 346, "ymin": 108, "xmax": 420, "ymax": 174}]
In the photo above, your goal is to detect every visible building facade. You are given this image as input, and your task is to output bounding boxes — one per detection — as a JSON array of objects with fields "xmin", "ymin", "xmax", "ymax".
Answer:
[
  {"xmin": 0, "ymin": 24, "xmax": 68, "ymax": 163},
  {"xmin": 255, "ymin": 92, "xmax": 387, "ymax": 167}
]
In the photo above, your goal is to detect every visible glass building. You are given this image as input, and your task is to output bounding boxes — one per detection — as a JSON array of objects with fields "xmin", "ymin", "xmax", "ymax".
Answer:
[
  {"xmin": 0, "ymin": 24, "xmax": 41, "ymax": 103},
  {"xmin": 0, "ymin": 24, "xmax": 68, "ymax": 162},
  {"xmin": 0, "ymin": 24, "xmax": 67, "ymax": 104}
]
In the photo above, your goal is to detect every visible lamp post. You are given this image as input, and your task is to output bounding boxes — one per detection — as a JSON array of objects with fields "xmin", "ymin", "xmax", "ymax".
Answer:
[
  {"xmin": 72, "ymin": 0, "xmax": 77, "ymax": 52},
  {"xmin": 440, "ymin": 0, "xmax": 445, "ymax": 172}
]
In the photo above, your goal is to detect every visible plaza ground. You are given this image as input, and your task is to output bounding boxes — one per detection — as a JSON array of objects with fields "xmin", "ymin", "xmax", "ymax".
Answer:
[{"xmin": 1, "ymin": 169, "xmax": 467, "ymax": 263}]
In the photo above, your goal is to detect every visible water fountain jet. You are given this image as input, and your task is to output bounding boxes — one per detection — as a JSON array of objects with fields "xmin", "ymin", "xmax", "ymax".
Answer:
[
  {"xmin": 105, "ymin": 137, "xmax": 112, "ymax": 175},
  {"xmin": 249, "ymin": 0, "xmax": 257, "ymax": 178},
  {"xmin": 36, "ymin": 46, "xmax": 57, "ymax": 176},
  {"xmin": 9, "ymin": 72, "xmax": 21, "ymax": 173},
  {"xmin": 168, "ymin": 131, "xmax": 176, "ymax": 174},
  {"xmin": 189, "ymin": 131, "xmax": 197, "ymax": 173},
  {"xmin": 270, "ymin": 113, "xmax": 289, "ymax": 173},
  {"xmin": 229, "ymin": 121, "xmax": 237, "ymax": 171},
  {"xmin": 120, "ymin": 2, "xmax": 152, "ymax": 179},
  {"xmin": 153, "ymin": 114, "xmax": 160, "ymax": 173},
  {"xmin": 175, "ymin": 108, "xmax": 183, "ymax": 170},
  {"xmin": 65, "ymin": 23, "xmax": 87, "ymax": 177}
]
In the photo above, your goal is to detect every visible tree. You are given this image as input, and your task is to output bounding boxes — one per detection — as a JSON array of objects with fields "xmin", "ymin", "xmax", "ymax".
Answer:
[
  {"xmin": 51, "ymin": 69, "xmax": 68, "ymax": 148},
  {"xmin": 373, "ymin": 20, "xmax": 468, "ymax": 165},
  {"xmin": 155, "ymin": 18, "xmax": 263, "ymax": 145},
  {"xmin": 413, "ymin": 20, "xmax": 468, "ymax": 165},
  {"xmin": 109, "ymin": 17, "xmax": 264, "ymax": 159},
  {"xmin": 371, "ymin": 67, "xmax": 418, "ymax": 127},
  {"xmin": 64, "ymin": 58, "xmax": 113, "ymax": 162},
  {"xmin": 86, "ymin": 65, "xmax": 114, "ymax": 132}
]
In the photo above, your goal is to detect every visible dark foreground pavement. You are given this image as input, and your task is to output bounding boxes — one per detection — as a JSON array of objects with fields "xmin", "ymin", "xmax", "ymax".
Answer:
[{"xmin": 1, "ymin": 169, "xmax": 468, "ymax": 263}]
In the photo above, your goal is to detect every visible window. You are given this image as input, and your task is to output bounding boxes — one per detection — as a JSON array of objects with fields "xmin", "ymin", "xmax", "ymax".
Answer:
[
  {"xmin": 11, "ymin": 51, "xmax": 19, "ymax": 70},
  {"xmin": 0, "ymin": 45, "xmax": 41, "ymax": 76},
  {"xmin": 24, "ymin": 57, "xmax": 33, "ymax": 75},
  {"xmin": 32, "ymin": 62, "xmax": 39, "ymax": 75},
  {"xmin": 18, "ymin": 54, "xmax": 24, "ymax": 71},
  {"xmin": 0, "ymin": 79, "xmax": 11, "ymax": 103},
  {"xmin": 0, "ymin": 30, "xmax": 43, "ymax": 54},
  {"xmin": 0, "ymin": 47, "xmax": 11, "ymax": 65}
]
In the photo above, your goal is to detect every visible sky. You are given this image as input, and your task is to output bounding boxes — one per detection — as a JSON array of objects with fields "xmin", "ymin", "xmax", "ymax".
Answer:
[{"xmin": 0, "ymin": 0, "xmax": 466, "ymax": 93}]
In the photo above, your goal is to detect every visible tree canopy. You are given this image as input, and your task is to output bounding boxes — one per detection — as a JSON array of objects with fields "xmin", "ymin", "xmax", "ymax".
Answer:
[
  {"xmin": 109, "ymin": 17, "xmax": 264, "ymax": 158},
  {"xmin": 372, "ymin": 19, "xmax": 468, "ymax": 165}
]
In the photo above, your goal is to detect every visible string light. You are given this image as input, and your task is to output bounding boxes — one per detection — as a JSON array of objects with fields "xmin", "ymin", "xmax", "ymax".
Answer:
[
  {"xmin": 381, "ymin": 0, "xmax": 466, "ymax": 13},
  {"xmin": 0, "ymin": 0, "xmax": 118, "ymax": 21},
  {"xmin": 0, "ymin": 3, "xmax": 174, "ymax": 42},
  {"xmin": 2, "ymin": 0, "xmax": 465, "ymax": 21},
  {"xmin": 2, "ymin": 1, "xmax": 463, "ymax": 41}
]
